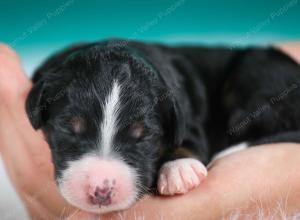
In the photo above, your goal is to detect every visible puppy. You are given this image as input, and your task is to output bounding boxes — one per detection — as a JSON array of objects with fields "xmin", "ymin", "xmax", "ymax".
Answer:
[{"xmin": 26, "ymin": 39, "xmax": 300, "ymax": 213}]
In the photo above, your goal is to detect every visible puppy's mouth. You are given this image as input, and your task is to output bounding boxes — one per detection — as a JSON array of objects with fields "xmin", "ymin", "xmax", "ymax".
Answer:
[{"xmin": 57, "ymin": 154, "xmax": 140, "ymax": 214}]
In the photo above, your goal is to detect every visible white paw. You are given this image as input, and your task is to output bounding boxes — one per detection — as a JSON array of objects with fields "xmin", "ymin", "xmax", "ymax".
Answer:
[{"xmin": 157, "ymin": 158, "xmax": 207, "ymax": 196}]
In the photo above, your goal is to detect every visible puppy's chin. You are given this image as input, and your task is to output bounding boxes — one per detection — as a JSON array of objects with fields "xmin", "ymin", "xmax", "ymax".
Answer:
[{"xmin": 57, "ymin": 154, "xmax": 140, "ymax": 214}]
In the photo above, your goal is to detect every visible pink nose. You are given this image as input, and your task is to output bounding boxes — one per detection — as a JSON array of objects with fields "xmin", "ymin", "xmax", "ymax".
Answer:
[
  {"xmin": 59, "ymin": 156, "xmax": 136, "ymax": 212},
  {"xmin": 88, "ymin": 178, "xmax": 116, "ymax": 206}
]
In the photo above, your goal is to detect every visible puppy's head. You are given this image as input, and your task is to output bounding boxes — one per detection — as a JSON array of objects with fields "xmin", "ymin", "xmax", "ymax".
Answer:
[{"xmin": 26, "ymin": 45, "xmax": 184, "ymax": 213}]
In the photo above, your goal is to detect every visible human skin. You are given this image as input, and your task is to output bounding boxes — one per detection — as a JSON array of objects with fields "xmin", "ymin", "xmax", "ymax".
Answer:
[{"xmin": 0, "ymin": 43, "xmax": 300, "ymax": 220}]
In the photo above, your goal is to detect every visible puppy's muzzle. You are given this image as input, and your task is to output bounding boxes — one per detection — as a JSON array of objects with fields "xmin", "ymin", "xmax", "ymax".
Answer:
[{"xmin": 58, "ymin": 156, "xmax": 138, "ymax": 213}]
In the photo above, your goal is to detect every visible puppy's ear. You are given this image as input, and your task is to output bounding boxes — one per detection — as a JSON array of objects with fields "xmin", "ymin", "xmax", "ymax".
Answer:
[
  {"xmin": 26, "ymin": 80, "xmax": 47, "ymax": 129},
  {"xmin": 27, "ymin": 43, "xmax": 90, "ymax": 128},
  {"xmin": 32, "ymin": 43, "xmax": 90, "ymax": 83},
  {"xmin": 159, "ymin": 94, "xmax": 185, "ymax": 147}
]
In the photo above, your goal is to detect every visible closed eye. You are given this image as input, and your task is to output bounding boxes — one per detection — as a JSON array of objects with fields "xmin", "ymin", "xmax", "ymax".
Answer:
[
  {"xmin": 129, "ymin": 122, "xmax": 144, "ymax": 140},
  {"xmin": 56, "ymin": 116, "xmax": 87, "ymax": 135},
  {"xmin": 69, "ymin": 116, "xmax": 87, "ymax": 134}
]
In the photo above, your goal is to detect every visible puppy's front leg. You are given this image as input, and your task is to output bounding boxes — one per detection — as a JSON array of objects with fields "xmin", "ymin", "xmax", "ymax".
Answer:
[{"xmin": 158, "ymin": 127, "xmax": 208, "ymax": 196}]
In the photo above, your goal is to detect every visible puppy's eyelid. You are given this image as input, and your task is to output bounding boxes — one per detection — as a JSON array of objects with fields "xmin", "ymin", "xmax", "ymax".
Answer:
[
  {"xmin": 69, "ymin": 116, "xmax": 86, "ymax": 134},
  {"xmin": 129, "ymin": 122, "xmax": 144, "ymax": 139}
]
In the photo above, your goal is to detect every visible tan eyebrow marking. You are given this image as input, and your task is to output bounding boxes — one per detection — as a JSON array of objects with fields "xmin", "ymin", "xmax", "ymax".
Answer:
[
  {"xmin": 70, "ymin": 116, "xmax": 86, "ymax": 133},
  {"xmin": 130, "ymin": 122, "xmax": 144, "ymax": 139}
]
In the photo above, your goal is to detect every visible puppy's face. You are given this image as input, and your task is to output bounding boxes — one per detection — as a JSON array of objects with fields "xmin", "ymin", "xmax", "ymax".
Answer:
[{"xmin": 26, "ymin": 46, "xmax": 183, "ymax": 213}]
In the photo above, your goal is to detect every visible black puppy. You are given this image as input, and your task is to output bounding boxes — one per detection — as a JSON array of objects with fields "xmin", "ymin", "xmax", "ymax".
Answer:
[{"xmin": 26, "ymin": 39, "xmax": 300, "ymax": 213}]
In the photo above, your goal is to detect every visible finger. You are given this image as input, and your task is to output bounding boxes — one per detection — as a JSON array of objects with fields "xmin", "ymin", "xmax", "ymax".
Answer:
[
  {"xmin": 0, "ymin": 88, "xmax": 48, "ymax": 158},
  {"xmin": 275, "ymin": 42, "xmax": 300, "ymax": 64},
  {"xmin": 0, "ymin": 44, "xmax": 31, "ymax": 100},
  {"xmin": 0, "ymin": 44, "xmax": 46, "ymax": 152},
  {"xmin": 0, "ymin": 43, "xmax": 33, "ymax": 136},
  {"xmin": 0, "ymin": 102, "xmax": 43, "ymax": 181},
  {"xmin": 0, "ymin": 43, "xmax": 21, "ymax": 64},
  {"xmin": 0, "ymin": 43, "xmax": 32, "ymax": 116}
]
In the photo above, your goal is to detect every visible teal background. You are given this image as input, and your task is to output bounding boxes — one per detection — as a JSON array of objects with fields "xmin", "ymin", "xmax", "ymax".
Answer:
[{"xmin": 0, "ymin": 0, "xmax": 300, "ymax": 73}]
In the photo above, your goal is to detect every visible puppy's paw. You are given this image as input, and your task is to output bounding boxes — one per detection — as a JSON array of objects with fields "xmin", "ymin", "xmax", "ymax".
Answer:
[{"xmin": 157, "ymin": 158, "xmax": 207, "ymax": 196}]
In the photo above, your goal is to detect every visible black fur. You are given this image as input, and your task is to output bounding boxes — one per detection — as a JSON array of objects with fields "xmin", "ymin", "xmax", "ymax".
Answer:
[{"xmin": 26, "ymin": 39, "xmax": 300, "ymax": 198}]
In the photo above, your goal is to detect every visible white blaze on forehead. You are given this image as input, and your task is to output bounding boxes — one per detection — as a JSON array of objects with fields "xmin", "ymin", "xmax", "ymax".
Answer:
[{"xmin": 100, "ymin": 81, "xmax": 121, "ymax": 156}]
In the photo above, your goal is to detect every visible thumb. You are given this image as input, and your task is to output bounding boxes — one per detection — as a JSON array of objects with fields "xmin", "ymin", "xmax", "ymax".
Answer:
[
  {"xmin": 0, "ymin": 43, "xmax": 45, "ymax": 148},
  {"xmin": 0, "ymin": 43, "xmax": 33, "ymax": 130},
  {"xmin": 0, "ymin": 43, "xmax": 31, "ymax": 102}
]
